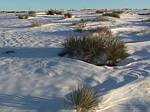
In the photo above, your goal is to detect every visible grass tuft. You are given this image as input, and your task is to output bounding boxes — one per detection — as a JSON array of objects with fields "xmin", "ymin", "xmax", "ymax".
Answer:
[
  {"xmin": 46, "ymin": 9, "xmax": 63, "ymax": 15},
  {"xmin": 96, "ymin": 10, "xmax": 105, "ymax": 14},
  {"xmin": 103, "ymin": 12, "xmax": 121, "ymax": 18},
  {"xmin": 65, "ymin": 85, "xmax": 98, "ymax": 112},
  {"xmin": 61, "ymin": 28, "xmax": 128, "ymax": 66},
  {"xmin": 28, "ymin": 11, "xmax": 36, "ymax": 17},
  {"xmin": 104, "ymin": 38, "xmax": 128, "ymax": 66},
  {"xmin": 47, "ymin": 10, "xmax": 55, "ymax": 15},
  {"xmin": 64, "ymin": 13, "xmax": 72, "ymax": 18}
]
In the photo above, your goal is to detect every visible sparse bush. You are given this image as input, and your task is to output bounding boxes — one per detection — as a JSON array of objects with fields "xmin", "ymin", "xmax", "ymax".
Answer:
[
  {"xmin": 103, "ymin": 12, "xmax": 120, "ymax": 18},
  {"xmin": 31, "ymin": 20, "xmax": 41, "ymax": 27},
  {"xmin": 46, "ymin": 9, "xmax": 63, "ymax": 15},
  {"xmin": 61, "ymin": 36, "xmax": 104, "ymax": 65},
  {"xmin": 65, "ymin": 85, "xmax": 98, "ymax": 112},
  {"xmin": 112, "ymin": 11, "xmax": 124, "ymax": 14},
  {"xmin": 28, "ymin": 11, "xmax": 36, "ymax": 17},
  {"xmin": 47, "ymin": 10, "xmax": 56, "ymax": 15},
  {"xmin": 18, "ymin": 15, "xmax": 29, "ymax": 19},
  {"xmin": 96, "ymin": 10, "xmax": 104, "ymax": 14},
  {"xmin": 104, "ymin": 38, "xmax": 128, "ymax": 66},
  {"xmin": 60, "ymin": 28, "xmax": 128, "ymax": 66},
  {"xmin": 64, "ymin": 13, "xmax": 72, "ymax": 18}
]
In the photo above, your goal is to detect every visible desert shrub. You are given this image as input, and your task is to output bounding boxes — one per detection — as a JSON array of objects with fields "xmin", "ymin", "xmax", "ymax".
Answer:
[
  {"xmin": 103, "ymin": 12, "xmax": 120, "ymax": 18},
  {"xmin": 31, "ymin": 20, "xmax": 41, "ymax": 27},
  {"xmin": 112, "ymin": 11, "xmax": 124, "ymax": 14},
  {"xmin": 104, "ymin": 38, "xmax": 128, "ymax": 66},
  {"xmin": 62, "ymin": 36, "xmax": 105, "ymax": 65},
  {"xmin": 96, "ymin": 10, "xmax": 104, "ymax": 14},
  {"xmin": 28, "ymin": 11, "xmax": 36, "ymax": 17},
  {"xmin": 61, "ymin": 28, "xmax": 128, "ymax": 66},
  {"xmin": 74, "ymin": 19, "xmax": 87, "ymax": 32},
  {"xmin": 46, "ymin": 10, "xmax": 56, "ymax": 15},
  {"xmin": 18, "ymin": 15, "xmax": 29, "ymax": 19},
  {"xmin": 64, "ymin": 13, "xmax": 72, "ymax": 18},
  {"xmin": 46, "ymin": 9, "xmax": 63, "ymax": 15},
  {"xmin": 65, "ymin": 85, "xmax": 98, "ymax": 112}
]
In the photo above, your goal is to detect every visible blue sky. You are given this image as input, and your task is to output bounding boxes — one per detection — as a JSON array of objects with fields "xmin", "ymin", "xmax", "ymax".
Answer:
[{"xmin": 0, "ymin": 0, "xmax": 149, "ymax": 10}]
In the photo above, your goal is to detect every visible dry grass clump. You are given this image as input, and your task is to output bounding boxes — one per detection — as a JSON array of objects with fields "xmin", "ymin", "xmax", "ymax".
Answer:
[
  {"xmin": 64, "ymin": 13, "xmax": 72, "ymax": 18},
  {"xmin": 104, "ymin": 38, "xmax": 128, "ymax": 66},
  {"xmin": 60, "ymin": 28, "xmax": 128, "ymax": 66},
  {"xmin": 46, "ymin": 9, "xmax": 63, "ymax": 15},
  {"xmin": 103, "ymin": 12, "xmax": 120, "ymax": 18},
  {"xmin": 18, "ymin": 15, "xmax": 29, "ymax": 19},
  {"xmin": 96, "ymin": 10, "xmax": 105, "ymax": 14},
  {"xmin": 47, "ymin": 10, "xmax": 55, "ymax": 15},
  {"xmin": 31, "ymin": 20, "xmax": 41, "ymax": 27},
  {"xmin": 65, "ymin": 85, "xmax": 98, "ymax": 112},
  {"xmin": 28, "ymin": 11, "xmax": 36, "ymax": 17},
  {"xmin": 112, "ymin": 11, "xmax": 124, "ymax": 14}
]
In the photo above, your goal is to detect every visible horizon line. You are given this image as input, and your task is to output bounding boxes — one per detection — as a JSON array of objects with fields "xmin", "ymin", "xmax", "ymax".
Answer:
[{"xmin": 0, "ymin": 8, "xmax": 150, "ymax": 11}]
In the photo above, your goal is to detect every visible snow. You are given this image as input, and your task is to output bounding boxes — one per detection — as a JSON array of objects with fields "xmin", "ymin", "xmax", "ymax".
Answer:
[{"xmin": 0, "ymin": 10, "xmax": 150, "ymax": 112}]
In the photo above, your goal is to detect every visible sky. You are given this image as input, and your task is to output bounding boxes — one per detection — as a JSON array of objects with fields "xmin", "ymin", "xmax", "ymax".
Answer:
[{"xmin": 0, "ymin": 0, "xmax": 149, "ymax": 11}]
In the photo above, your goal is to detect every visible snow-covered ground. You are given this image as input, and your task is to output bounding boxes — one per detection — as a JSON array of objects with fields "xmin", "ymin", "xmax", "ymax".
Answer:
[{"xmin": 0, "ymin": 10, "xmax": 150, "ymax": 112}]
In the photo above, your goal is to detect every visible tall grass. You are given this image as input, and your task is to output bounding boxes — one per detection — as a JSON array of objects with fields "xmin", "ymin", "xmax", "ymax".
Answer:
[
  {"xmin": 65, "ymin": 85, "xmax": 98, "ymax": 112},
  {"xmin": 104, "ymin": 38, "xmax": 128, "ymax": 66},
  {"xmin": 60, "ymin": 28, "xmax": 128, "ymax": 66}
]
